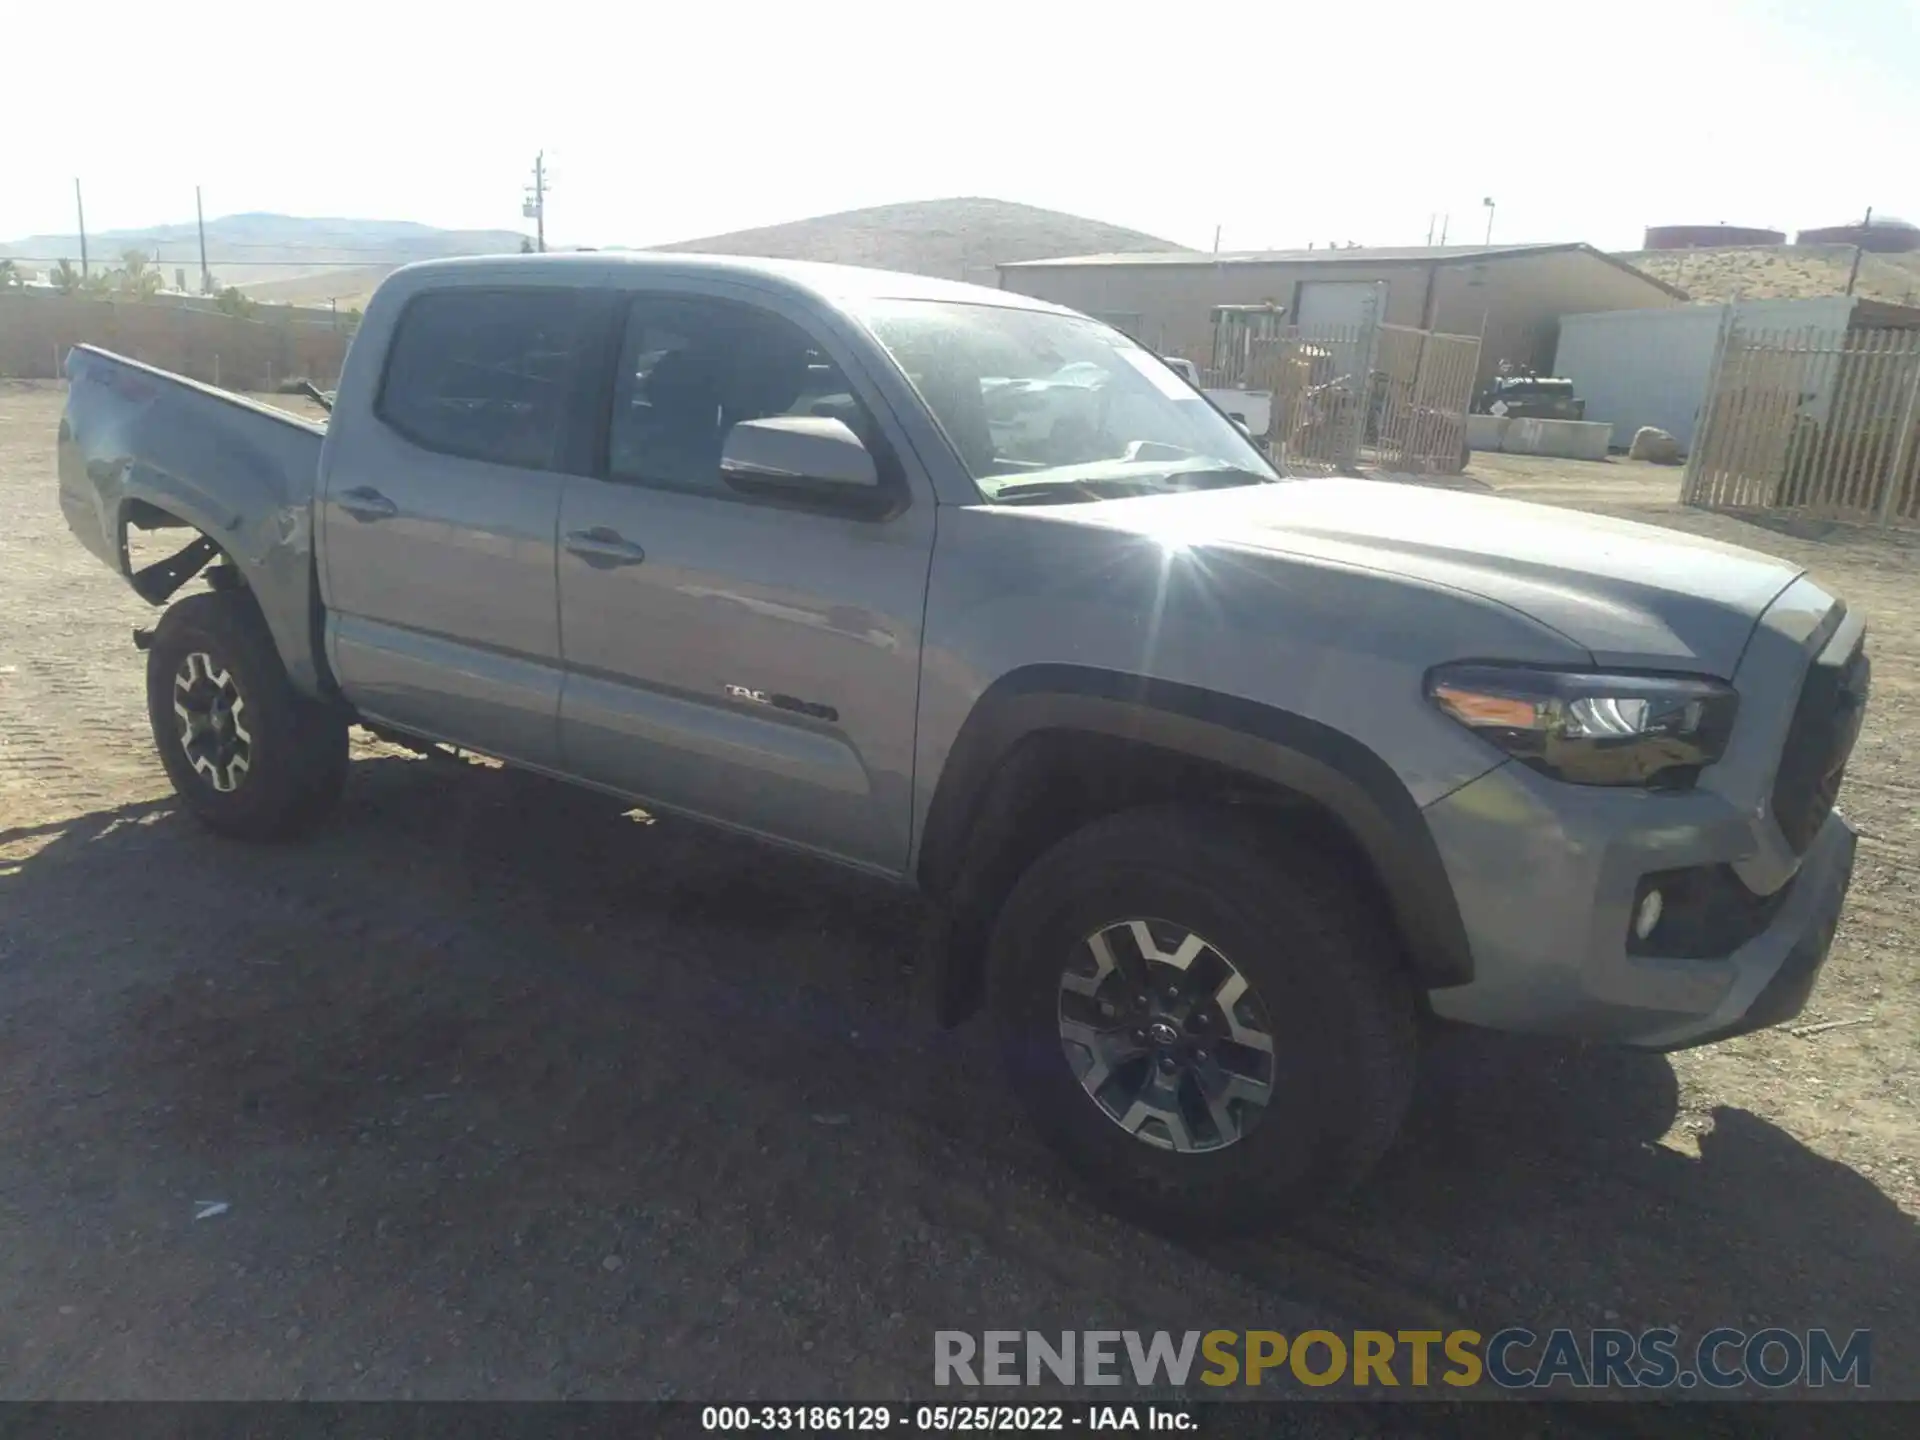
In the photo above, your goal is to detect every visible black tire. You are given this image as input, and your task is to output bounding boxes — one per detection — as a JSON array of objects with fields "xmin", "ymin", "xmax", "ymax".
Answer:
[
  {"xmin": 145, "ymin": 589, "xmax": 348, "ymax": 840},
  {"xmin": 987, "ymin": 806, "xmax": 1416, "ymax": 1232}
]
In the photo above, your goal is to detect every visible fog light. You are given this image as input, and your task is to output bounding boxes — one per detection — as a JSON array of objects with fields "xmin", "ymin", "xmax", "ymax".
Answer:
[{"xmin": 1634, "ymin": 888, "xmax": 1665, "ymax": 941}]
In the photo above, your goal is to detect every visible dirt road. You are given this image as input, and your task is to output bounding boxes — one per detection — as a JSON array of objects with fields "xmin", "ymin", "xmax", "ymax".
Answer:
[{"xmin": 0, "ymin": 382, "xmax": 1912, "ymax": 1412}]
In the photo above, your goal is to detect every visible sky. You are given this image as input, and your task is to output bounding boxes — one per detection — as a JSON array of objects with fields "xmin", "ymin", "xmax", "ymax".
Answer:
[{"xmin": 5, "ymin": 0, "xmax": 1916, "ymax": 256}]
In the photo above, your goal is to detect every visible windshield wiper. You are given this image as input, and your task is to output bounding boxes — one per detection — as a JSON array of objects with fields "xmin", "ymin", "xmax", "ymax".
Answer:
[
  {"xmin": 986, "ymin": 482, "xmax": 1110, "ymax": 505},
  {"xmin": 985, "ymin": 465, "xmax": 1274, "ymax": 505},
  {"xmin": 1162, "ymin": 465, "xmax": 1278, "ymax": 488}
]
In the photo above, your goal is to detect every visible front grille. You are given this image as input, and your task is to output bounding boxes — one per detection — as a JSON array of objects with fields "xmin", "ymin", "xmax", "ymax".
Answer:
[{"xmin": 1771, "ymin": 637, "xmax": 1870, "ymax": 852}]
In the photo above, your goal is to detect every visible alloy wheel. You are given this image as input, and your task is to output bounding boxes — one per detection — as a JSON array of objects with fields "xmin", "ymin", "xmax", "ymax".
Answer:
[
  {"xmin": 1057, "ymin": 918, "xmax": 1275, "ymax": 1153},
  {"xmin": 172, "ymin": 651, "xmax": 253, "ymax": 793}
]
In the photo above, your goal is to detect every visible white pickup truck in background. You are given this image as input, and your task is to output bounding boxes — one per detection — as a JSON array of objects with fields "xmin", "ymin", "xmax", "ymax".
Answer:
[{"xmin": 1160, "ymin": 355, "xmax": 1273, "ymax": 441}]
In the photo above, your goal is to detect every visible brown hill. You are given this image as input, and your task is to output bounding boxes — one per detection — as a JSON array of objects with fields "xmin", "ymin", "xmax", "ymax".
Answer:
[
  {"xmin": 650, "ymin": 197, "xmax": 1188, "ymax": 283},
  {"xmin": 1618, "ymin": 244, "xmax": 1920, "ymax": 306},
  {"xmin": 240, "ymin": 266, "xmax": 392, "ymax": 312}
]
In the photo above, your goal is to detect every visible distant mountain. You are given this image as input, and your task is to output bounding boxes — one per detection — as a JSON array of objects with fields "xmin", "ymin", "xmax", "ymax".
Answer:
[
  {"xmin": 651, "ymin": 197, "xmax": 1188, "ymax": 283},
  {"xmin": 0, "ymin": 212, "xmax": 526, "ymax": 293},
  {"xmin": 0, "ymin": 198, "xmax": 1188, "ymax": 309}
]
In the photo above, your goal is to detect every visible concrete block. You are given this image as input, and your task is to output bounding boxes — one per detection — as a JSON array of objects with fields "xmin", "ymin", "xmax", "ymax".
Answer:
[
  {"xmin": 1466, "ymin": 414, "xmax": 1510, "ymax": 451},
  {"xmin": 1465, "ymin": 414, "xmax": 1612, "ymax": 461}
]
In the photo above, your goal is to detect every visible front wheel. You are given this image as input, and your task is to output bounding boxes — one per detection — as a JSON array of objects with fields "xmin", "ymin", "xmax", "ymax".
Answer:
[
  {"xmin": 987, "ymin": 807, "xmax": 1416, "ymax": 1232},
  {"xmin": 145, "ymin": 589, "xmax": 348, "ymax": 840}
]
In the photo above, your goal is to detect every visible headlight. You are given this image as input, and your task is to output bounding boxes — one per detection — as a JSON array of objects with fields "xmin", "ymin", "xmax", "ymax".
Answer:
[{"xmin": 1426, "ymin": 664, "xmax": 1738, "ymax": 789}]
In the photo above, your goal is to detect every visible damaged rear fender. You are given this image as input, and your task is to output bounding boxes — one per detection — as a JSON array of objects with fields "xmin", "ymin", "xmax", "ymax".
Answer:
[{"xmin": 57, "ymin": 346, "xmax": 330, "ymax": 698}]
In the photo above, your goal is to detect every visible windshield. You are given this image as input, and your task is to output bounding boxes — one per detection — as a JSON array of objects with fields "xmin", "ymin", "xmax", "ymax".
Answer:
[{"xmin": 858, "ymin": 300, "xmax": 1279, "ymax": 502}]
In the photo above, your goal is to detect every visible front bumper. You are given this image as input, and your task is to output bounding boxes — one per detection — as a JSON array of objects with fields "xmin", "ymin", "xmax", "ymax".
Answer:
[
  {"xmin": 1418, "ymin": 573, "xmax": 1864, "ymax": 1052},
  {"xmin": 1422, "ymin": 764, "xmax": 1856, "ymax": 1051}
]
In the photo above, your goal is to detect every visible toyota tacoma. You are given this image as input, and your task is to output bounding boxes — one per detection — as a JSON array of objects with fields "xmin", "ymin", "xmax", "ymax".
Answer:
[{"xmin": 56, "ymin": 254, "xmax": 1869, "ymax": 1229}]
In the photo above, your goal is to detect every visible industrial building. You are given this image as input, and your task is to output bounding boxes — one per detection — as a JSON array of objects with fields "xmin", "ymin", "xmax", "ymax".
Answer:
[
  {"xmin": 1553, "ymin": 295, "xmax": 1920, "ymax": 451},
  {"xmin": 997, "ymin": 243, "xmax": 1686, "ymax": 383}
]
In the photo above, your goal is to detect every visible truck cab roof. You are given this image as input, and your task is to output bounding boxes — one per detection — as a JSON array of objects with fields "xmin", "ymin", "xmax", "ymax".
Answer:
[{"xmin": 380, "ymin": 251, "xmax": 1076, "ymax": 317}]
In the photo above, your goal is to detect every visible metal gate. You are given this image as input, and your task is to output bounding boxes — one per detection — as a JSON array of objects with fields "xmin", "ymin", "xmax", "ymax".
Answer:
[
  {"xmin": 1245, "ymin": 323, "xmax": 1374, "ymax": 473},
  {"xmin": 1209, "ymin": 311, "xmax": 1480, "ymax": 475},
  {"xmin": 1683, "ymin": 322, "xmax": 1920, "ymax": 527},
  {"xmin": 1366, "ymin": 324, "xmax": 1482, "ymax": 473}
]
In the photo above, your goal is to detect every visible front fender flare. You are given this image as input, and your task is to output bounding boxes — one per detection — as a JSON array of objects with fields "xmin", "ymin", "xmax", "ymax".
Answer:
[{"xmin": 917, "ymin": 665, "xmax": 1475, "ymax": 993}]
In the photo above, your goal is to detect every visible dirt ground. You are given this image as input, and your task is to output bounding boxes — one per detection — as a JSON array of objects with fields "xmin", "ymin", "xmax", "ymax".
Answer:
[{"xmin": 0, "ymin": 379, "xmax": 1913, "ymax": 1415}]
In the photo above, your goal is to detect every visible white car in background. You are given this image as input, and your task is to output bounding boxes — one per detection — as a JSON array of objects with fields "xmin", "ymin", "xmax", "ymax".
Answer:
[{"xmin": 1159, "ymin": 354, "xmax": 1273, "ymax": 441}]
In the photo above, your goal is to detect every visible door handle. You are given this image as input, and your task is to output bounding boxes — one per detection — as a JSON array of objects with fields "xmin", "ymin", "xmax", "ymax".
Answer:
[
  {"xmin": 564, "ymin": 527, "xmax": 647, "ymax": 568},
  {"xmin": 338, "ymin": 485, "xmax": 398, "ymax": 522}
]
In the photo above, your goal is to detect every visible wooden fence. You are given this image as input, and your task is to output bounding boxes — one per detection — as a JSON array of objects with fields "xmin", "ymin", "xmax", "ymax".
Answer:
[
  {"xmin": 0, "ymin": 290, "xmax": 352, "ymax": 391},
  {"xmin": 1683, "ymin": 324, "xmax": 1920, "ymax": 527}
]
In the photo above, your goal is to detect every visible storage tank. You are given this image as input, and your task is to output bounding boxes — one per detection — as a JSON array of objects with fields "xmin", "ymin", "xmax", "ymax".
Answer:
[
  {"xmin": 1794, "ymin": 216, "xmax": 1920, "ymax": 253},
  {"xmin": 1642, "ymin": 224, "xmax": 1786, "ymax": 250}
]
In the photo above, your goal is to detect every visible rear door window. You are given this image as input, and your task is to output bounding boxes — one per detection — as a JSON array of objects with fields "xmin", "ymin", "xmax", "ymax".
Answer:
[{"xmin": 378, "ymin": 288, "xmax": 586, "ymax": 471}]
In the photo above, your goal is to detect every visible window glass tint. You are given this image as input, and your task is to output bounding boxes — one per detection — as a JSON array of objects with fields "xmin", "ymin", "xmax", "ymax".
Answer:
[
  {"xmin": 608, "ymin": 297, "xmax": 874, "ymax": 494},
  {"xmin": 378, "ymin": 289, "xmax": 583, "ymax": 471}
]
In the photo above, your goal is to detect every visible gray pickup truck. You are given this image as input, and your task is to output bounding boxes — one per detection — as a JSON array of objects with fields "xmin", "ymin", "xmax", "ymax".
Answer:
[{"xmin": 57, "ymin": 254, "xmax": 1869, "ymax": 1230}]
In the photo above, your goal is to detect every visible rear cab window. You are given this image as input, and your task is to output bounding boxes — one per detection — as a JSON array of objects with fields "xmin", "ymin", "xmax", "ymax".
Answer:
[{"xmin": 376, "ymin": 288, "xmax": 587, "ymax": 471}]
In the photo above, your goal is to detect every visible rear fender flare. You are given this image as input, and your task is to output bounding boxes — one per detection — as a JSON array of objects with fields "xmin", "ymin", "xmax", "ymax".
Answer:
[{"xmin": 111, "ymin": 485, "xmax": 330, "ymax": 701}]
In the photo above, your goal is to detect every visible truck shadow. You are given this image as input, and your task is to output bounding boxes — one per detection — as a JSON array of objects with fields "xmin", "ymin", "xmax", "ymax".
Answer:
[{"xmin": 0, "ymin": 750, "xmax": 1911, "ymax": 1402}]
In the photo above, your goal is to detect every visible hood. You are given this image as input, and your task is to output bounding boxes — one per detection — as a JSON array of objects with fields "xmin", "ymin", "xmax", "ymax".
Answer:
[{"xmin": 1058, "ymin": 478, "xmax": 1807, "ymax": 677}]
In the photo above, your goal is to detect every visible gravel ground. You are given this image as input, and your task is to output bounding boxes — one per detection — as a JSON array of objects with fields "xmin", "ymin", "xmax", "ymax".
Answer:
[{"xmin": 0, "ymin": 381, "xmax": 1912, "ymax": 1419}]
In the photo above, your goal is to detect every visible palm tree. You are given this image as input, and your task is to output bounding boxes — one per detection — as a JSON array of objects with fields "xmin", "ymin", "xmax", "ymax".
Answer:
[
  {"xmin": 117, "ymin": 249, "xmax": 162, "ymax": 298},
  {"xmin": 49, "ymin": 259, "xmax": 82, "ymax": 294},
  {"xmin": 81, "ymin": 269, "xmax": 114, "ymax": 297},
  {"xmin": 0, "ymin": 258, "xmax": 23, "ymax": 289}
]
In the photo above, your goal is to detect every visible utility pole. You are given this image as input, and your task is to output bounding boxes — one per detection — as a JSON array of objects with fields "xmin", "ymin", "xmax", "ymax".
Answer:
[
  {"xmin": 523, "ymin": 152, "xmax": 548, "ymax": 252},
  {"xmin": 1482, "ymin": 196, "xmax": 1496, "ymax": 245},
  {"xmin": 195, "ymin": 186, "xmax": 212, "ymax": 294},
  {"xmin": 1845, "ymin": 205, "xmax": 1872, "ymax": 297},
  {"xmin": 75, "ymin": 178, "xmax": 89, "ymax": 278}
]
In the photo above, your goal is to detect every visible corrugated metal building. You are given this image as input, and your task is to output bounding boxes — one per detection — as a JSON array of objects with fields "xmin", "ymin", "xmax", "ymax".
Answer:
[
  {"xmin": 997, "ymin": 243, "xmax": 1686, "ymax": 384},
  {"xmin": 1553, "ymin": 296, "xmax": 1920, "ymax": 450}
]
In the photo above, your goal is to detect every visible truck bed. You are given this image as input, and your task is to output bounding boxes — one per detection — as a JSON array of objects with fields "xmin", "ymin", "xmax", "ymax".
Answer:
[{"xmin": 56, "ymin": 345, "xmax": 332, "ymax": 696}]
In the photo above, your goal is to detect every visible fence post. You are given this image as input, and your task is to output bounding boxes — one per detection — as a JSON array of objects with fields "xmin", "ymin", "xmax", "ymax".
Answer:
[
  {"xmin": 1340, "ymin": 287, "xmax": 1383, "ymax": 473},
  {"xmin": 1876, "ymin": 342, "xmax": 1920, "ymax": 527},
  {"xmin": 1683, "ymin": 304, "xmax": 1736, "ymax": 506}
]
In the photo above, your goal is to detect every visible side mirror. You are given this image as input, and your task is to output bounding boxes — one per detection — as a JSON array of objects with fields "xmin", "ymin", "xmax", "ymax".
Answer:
[{"xmin": 721, "ymin": 416, "xmax": 881, "ymax": 507}]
